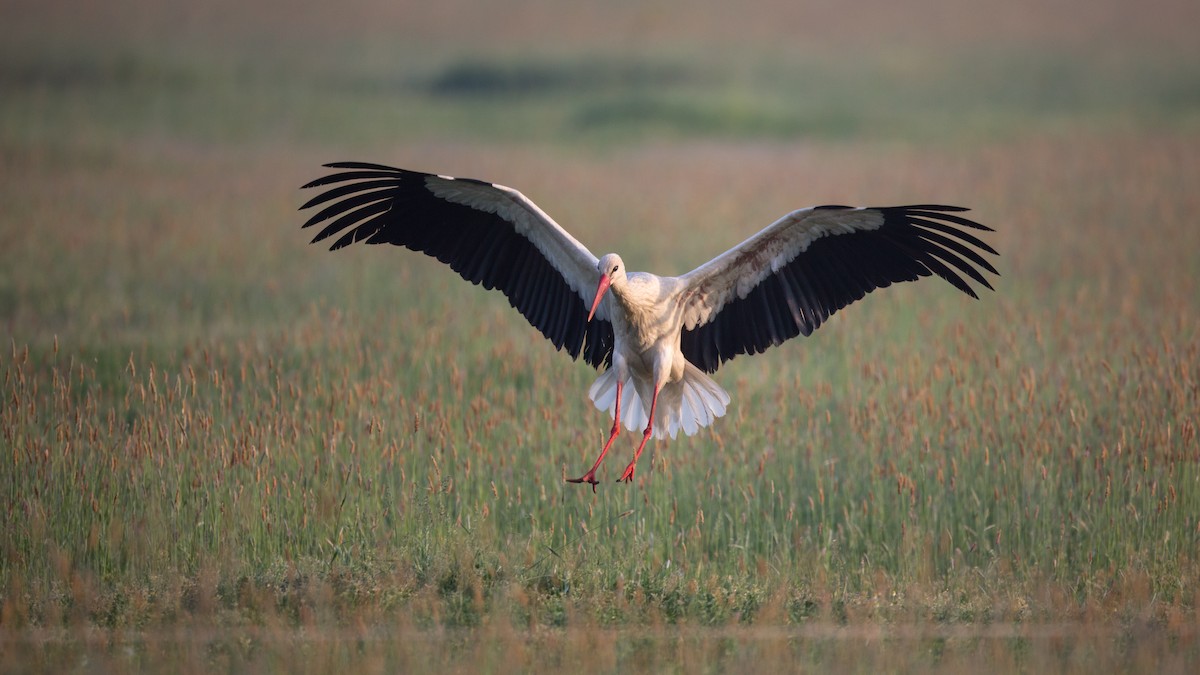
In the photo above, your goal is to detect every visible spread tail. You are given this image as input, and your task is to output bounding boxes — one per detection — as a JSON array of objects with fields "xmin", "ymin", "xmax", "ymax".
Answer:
[{"xmin": 588, "ymin": 362, "xmax": 730, "ymax": 440}]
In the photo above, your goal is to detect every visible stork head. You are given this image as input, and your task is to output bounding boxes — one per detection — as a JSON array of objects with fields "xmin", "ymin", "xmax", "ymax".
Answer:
[{"xmin": 589, "ymin": 253, "xmax": 624, "ymax": 321}]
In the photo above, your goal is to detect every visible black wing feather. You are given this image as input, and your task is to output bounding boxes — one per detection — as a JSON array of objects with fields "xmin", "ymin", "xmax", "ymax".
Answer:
[
  {"xmin": 300, "ymin": 163, "xmax": 614, "ymax": 369},
  {"xmin": 681, "ymin": 205, "xmax": 998, "ymax": 373}
]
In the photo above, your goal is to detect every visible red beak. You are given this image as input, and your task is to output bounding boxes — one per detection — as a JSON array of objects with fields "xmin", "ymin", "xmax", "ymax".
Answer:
[{"xmin": 588, "ymin": 274, "xmax": 611, "ymax": 322}]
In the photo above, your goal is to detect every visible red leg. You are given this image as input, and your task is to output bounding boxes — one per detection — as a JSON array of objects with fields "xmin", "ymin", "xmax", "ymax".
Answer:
[
  {"xmin": 618, "ymin": 384, "xmax": 659, "ymax": 483},
  {"xmin": 568, "ymin": 378, "xmax": 622, "ymax": 492}
]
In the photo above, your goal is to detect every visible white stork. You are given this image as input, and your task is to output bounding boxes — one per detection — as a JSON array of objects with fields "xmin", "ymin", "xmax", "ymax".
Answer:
[{"xmin": 300, "ymin": 162, "xmax": 998, "ymax": 489}]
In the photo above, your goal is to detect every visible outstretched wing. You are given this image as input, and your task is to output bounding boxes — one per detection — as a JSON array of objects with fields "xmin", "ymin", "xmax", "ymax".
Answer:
[
  {"xmin": 300, "ymin": 162, "xmax": 614, "ymax": 368},
  {"xmin": 678, "ymin": 205, "xmax": 998, "ymax": 372}
]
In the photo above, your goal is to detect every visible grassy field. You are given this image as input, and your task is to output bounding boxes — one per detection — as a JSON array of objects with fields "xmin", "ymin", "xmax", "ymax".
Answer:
[{"xmin": 3, "ymin": 0, "xmax": 1200, "ymax": 672}]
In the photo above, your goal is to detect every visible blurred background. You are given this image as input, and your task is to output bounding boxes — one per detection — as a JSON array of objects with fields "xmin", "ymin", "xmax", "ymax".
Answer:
[{"xmin": 4, "ymin": 0, "xmax": 1197, "ymax": 149}]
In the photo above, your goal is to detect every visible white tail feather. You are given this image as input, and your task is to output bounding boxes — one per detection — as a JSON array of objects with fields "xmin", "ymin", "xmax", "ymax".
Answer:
[{"xmin": 588, "ymin": 363, "xmax": 730, "ymax": 440}]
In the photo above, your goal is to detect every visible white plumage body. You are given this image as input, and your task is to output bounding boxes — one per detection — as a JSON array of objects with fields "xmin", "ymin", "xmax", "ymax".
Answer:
[{"xmin": 586, "ymin": 270, "xmax": 730, "ymax": 440}]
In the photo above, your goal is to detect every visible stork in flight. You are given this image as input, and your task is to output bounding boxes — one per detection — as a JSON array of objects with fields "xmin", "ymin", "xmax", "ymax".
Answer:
[{"xmin": 300, "ymin": 162, "xmax": 998, "ymax": 489}]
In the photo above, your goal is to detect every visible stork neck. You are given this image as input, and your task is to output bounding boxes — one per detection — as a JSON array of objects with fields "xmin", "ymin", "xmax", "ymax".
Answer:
[{"xmin": 607, "ymin": 272, "xmax": 661, "ymax": 316}]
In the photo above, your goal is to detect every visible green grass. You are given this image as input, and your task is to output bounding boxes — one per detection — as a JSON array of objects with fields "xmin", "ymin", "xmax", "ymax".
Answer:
[{"xmin": 3, "ymin": 0, "xmax": 1200, "ymax": 672}]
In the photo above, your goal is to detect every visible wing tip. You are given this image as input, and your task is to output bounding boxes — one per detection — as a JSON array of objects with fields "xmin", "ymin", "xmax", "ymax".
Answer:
[
  {"xmin": 300, "ymin": 162, "xmax": 409, "ymax": 191},
  {"xmin": 323, "ymin": 161, "xmax": 402, "ymax": 171}
]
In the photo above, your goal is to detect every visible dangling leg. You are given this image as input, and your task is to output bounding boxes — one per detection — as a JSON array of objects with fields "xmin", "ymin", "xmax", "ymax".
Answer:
[
  {"xmin": 568, "ymin": 378, "xmax": 622, "ymax": 492},
  {"xmin": 617, "ymin": 383, "xmax": 659, "ymax": 483}
]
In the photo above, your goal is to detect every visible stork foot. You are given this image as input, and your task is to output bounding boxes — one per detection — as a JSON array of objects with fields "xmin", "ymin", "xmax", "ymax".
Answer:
[
  {"xmin": 616, "ymin": 461, "xmax": 638, "ymax": 483},
  {"xmin": 567, "ymin": 472, "xmax": 600, "ymax": 493}
]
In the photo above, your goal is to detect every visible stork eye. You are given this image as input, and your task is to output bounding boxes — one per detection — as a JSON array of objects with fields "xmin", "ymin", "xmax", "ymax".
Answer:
[{"xmin": 611, "ymin": 265, "xmax": 618, "ymax": 273}]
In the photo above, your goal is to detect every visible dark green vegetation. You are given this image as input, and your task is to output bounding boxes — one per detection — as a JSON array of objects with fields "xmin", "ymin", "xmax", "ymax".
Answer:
[{"xmin": 3, "ymin": 0, "xmax": 1199, "ymax": 672}]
